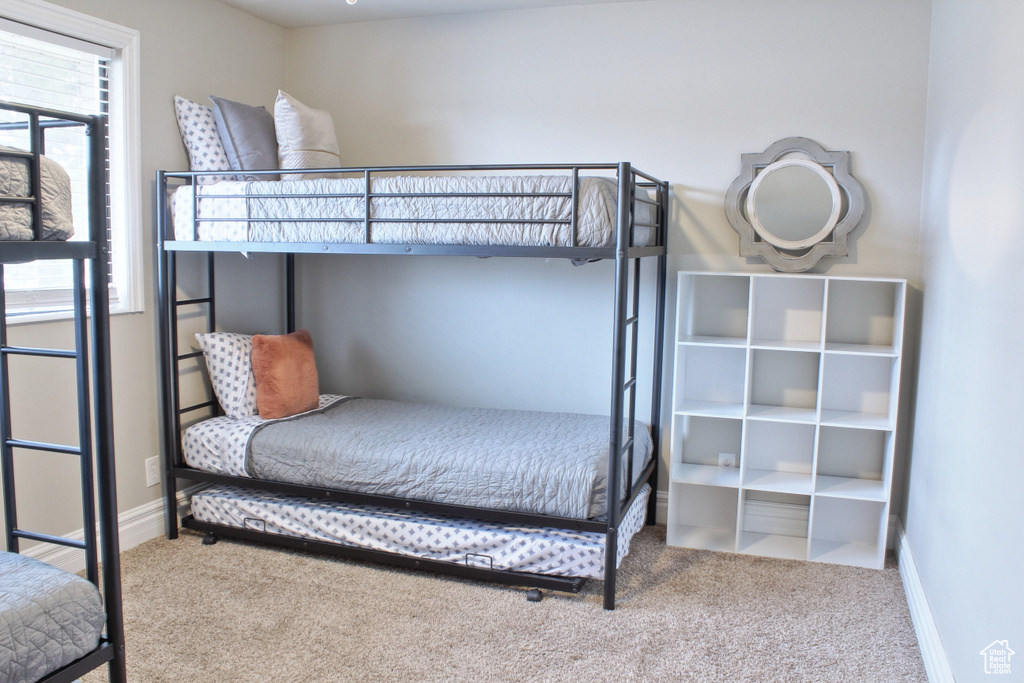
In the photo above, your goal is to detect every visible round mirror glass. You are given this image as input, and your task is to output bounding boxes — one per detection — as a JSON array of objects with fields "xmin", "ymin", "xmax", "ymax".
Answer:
[{"xmin": 745, "ymin": 158, "xmax": 841, "ymax": 250}]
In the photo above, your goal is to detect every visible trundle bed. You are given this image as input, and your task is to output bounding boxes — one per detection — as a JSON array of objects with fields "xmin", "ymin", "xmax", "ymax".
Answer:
[
  {"xmin": 0, "ymin": 101, "xmax": 125, "ymax": 682},
  {"xmin": 158, "ymin": 160, "xmax": 668, "ymax": 610}
]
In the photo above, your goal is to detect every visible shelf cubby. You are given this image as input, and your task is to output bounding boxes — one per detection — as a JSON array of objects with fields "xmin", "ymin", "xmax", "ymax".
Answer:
[
  {"xmin": 670, "ymin": 414, "xmax": 742, "ymax": 487},
  {"xmin": 741, "ymin": 420, "xmax": 815, "ymax": 494},
  {"xmin": 815, "ymin": 426, "xmax": 890, "ymax": 501},
  {"xmin": 824, "ymin": 278, "xmax": 903, "ymax": 355},
  {"xmin": 809, "ymin": 497, "xmax": 886, "ymax": 568},
  {"xmin": 677, "ymin": 272, "xmax": 750, "ymax": 344},
  {"xmin": 668, "ymin": 272, "xmax": 905, "ymax": 569},
  {"xmin": 738, "ymin": 491, "xmax": 809, "ymax": 561},
  {"xmin": 748, "ymin": 349, "xmax": 819, "ymax": 422},
  {"xmin": 673, "ymin": 344, "xmax": 746, "ymax": 417},
  {"xmin": 750, "ymin": 276, "xmax": 824, "ymax": 349},
  {"xmin": 666, "ymin": 482, "xmax": 738, "ymax": 552},
  {"xmin": 820, "ymin": 353, "xmax": 896, "ymax": 428}
]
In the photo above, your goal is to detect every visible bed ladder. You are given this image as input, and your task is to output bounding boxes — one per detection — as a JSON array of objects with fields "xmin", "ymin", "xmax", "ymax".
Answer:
[
  {"xmin": 602, "ymin": 163, "xmax": 666, "ymax": 611},
  {"xmin": 0, "ymin": 104, "xmax": 126, "ymax": 682}
]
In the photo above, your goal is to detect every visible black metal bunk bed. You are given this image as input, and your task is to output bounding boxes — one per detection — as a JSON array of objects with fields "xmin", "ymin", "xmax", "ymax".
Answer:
[
  {"xmin": 0, "ymin": 102, "xmax": 126, "ymax": 682},
  {"xmin": 157, "ymin": 162, "xmax": 668, "ymax": 611}
]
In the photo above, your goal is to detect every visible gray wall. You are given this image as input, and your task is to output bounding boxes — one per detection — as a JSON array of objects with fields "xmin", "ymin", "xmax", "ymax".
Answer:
[
  {"xmin": 909, "ymin": 0, "xmax": 1024, "ymax": 678},
  {"xmin": 283, "ymin": 0, "xmax": 931, "ymax": 507},
  {"xmin": 0, "ymin": 0, "xmax": 287, "ymax": 541}
]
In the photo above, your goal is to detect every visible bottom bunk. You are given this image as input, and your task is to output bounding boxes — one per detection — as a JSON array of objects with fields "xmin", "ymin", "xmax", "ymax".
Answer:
[
  {"xmin": 185, "ymin": 483, "xmax": 651, "ymax": 595},
  {"xmin": 0, "ymin": 552, "xmax": 112, "ymax": 683}
]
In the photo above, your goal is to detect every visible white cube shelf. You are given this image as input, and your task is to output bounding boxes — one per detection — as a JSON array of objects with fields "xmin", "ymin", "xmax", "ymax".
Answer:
[{"xmin": 667, "ymin": 272, "xmax": 906, "ymax": 569}]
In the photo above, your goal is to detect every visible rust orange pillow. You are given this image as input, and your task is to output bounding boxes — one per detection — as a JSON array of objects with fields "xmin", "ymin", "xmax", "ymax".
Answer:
[{"xmin": 250, "ymin": 329, "xmax": 319, "ymax": 419}]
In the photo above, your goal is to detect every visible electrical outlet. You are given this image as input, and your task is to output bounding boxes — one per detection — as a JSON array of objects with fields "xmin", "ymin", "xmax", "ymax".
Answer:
[
  {"xmin": 718, "ymin": 452, "xmax": 737, "ymax": 468},
  {"xmin": 145, "ymin": 456, "xmax": 160, "ymax": 487}
]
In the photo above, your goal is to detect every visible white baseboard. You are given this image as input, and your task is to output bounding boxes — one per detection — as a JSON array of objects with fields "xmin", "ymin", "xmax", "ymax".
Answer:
[
  {"xmin": 895, "ymin": 518, "xmax": 955, "ymax": 682},
  {"xmin": 22, "ymin": 485, "xmax": 200, "ymax": 574}
]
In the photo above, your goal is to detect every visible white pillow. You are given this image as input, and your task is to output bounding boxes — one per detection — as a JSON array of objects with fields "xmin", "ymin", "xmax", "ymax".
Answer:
[
  {"xmin": 274, "ymin": 90, "xmax": 341, "ymax": 179},
  {"xmin": 173, "ymin": 96, "xmax": 235, "ymax": 185},
  {"xmin": 194, "ymin": 332, "xmax": 258, "ymax": 418}
]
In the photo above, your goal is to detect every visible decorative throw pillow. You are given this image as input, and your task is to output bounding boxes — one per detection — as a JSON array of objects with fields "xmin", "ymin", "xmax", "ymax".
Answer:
[
  {"xmin": 173, "ymin": 96, "xmax": 235, "ymax": 184},
  {"xmin": 209, "ymin": 95, "xmax": 280, "ymax": 181},
  {"xmin": 274, "ymin": 90, "xmax": 341, "ymax": 180},
  {"xmin": 194, "ymin": 332, "xmax": 258, "ymax": 418},
  {"xmin": 250, "ymin": 329, "xmax": 320, "ymax": 420}
]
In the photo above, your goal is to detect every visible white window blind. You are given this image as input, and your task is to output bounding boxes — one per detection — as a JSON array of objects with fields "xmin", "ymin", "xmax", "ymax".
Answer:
[{"xmin": 0, "ymin": 17, "xmax": 116, "ymax": 316}]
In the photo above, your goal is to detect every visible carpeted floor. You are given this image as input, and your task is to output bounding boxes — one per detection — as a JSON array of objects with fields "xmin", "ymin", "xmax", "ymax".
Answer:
[{"xmin": 83, "ymin": 525, "xmax": 927, "ymax": 682}]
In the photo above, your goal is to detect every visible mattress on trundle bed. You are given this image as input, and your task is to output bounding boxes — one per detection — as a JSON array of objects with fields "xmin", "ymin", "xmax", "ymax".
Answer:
[
  {"xmin": 191, "ymin": 483, "xmax": 651, "ymax": 580},
  {"xmin": 183, "ymin": 395, "xmax": 653, "ymax": 520}
]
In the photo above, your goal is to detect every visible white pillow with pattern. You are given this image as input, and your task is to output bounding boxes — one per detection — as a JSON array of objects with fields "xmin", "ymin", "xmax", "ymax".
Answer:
[
  {"xmin": 173, "ymin": 95, "xmax": 236, "ymax": 185},
  {"xmin": 195, "ymin": 332, "xmax": 258, "ymax": 418}
]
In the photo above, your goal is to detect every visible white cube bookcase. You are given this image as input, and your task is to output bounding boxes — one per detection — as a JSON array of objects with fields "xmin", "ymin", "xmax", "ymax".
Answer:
[{"xmin": 667, "ymin": 271, "xmax": 906, "ymax": 569}]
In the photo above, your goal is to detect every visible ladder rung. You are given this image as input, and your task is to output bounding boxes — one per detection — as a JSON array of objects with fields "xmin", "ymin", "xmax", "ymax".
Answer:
[
  {"xmin": 2, "ymin": 345, "xmax": 77, "ymax": 359},
  {"xmin": 620, "ymin": 437, "xmax": 634, "ymax": 454},
  {"xmin": 180, "ymin": 400, "xmax": 216, "ymax": 415},
  {"xmin": 5, "ymin": 438, "xmax": 81, "ymax": 456},
  {"xmin": 13, "ymin": 529, "xmax": 87, "ymax": 550},
  {"xmin": 623, "ymin": 377, "xmax": 636, "ymax": 391},
  {"xmin": 176, "ymin": 296, "xmax": 212, "ymax": 306},
  {"xmin": 626, "ymin": 315, "xmax": 638, "ymax": 326},
  {"xmin": 177, "ymin": 351, "xmax": 204, "ymax": 361}
]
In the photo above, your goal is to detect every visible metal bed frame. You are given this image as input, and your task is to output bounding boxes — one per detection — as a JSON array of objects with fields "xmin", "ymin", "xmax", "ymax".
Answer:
[
  {"xmin": 0, "ymin": 101, "xmax": 126, "ymax": 682},
  {"xmin": 157, "ymin": 162, "xmax": 667, "ymax": 610}
]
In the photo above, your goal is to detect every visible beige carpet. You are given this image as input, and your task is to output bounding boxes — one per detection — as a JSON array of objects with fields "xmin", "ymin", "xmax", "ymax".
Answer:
[{"xmin": 83, "ymin": 525, "xmax": 926, "ymax": 682}]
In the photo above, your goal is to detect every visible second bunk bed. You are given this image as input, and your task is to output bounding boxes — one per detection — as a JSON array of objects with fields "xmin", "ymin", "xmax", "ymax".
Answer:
[
  {"xmin": 0, "ymin": 101, "xmax": 125, "ymax": 682},
  {"xmin": 157, "ymin": 160, "xmax": 668, "ymax": 611}
]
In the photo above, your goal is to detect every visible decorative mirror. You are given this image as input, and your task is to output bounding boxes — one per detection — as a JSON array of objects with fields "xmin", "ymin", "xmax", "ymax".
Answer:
[{"xmin": 725, "ymin": 137, "xmax": 866, "ymax": 272}]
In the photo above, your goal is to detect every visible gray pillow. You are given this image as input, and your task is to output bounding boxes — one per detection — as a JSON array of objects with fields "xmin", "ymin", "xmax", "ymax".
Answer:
[{"xmin": 209, "ymin": 96, "xmax": 279, "ymax": 181}]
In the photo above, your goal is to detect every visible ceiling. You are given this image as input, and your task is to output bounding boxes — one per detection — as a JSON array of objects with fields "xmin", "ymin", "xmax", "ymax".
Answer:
[{"xmin": 216, "ymin": 0, "xmax": 639, "ymax": 29}]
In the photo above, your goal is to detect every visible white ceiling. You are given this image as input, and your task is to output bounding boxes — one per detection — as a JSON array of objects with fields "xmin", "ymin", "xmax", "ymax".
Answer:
[{"xmin": 216, "ymin": 0, "xmax": 639, "ymax": 29}]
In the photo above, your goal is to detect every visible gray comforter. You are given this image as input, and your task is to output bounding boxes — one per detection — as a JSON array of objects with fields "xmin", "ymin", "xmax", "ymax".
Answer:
[
  {"xmin": 0, "ymin": 551, "xmax": 104, "ymax": 683},
  {"xmin": 246, "ymin": 398, "xmax": 651, "ymax": 520},
  {"xmin": 0, "ymin": 146, "xmax": 74, "ymax": 241}
]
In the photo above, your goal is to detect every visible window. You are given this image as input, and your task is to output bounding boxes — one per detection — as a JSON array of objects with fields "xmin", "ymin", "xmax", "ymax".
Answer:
[{"xmin": 0, "ymin": 0, "xmax": 140, "ymax": 322}]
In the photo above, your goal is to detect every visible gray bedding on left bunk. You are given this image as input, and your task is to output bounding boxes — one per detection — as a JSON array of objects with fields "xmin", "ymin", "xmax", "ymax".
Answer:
[
  {"xmin": 0, "ymin": 146, "xmax": 75, "ymax": 241},
  {"xmin": 184, "ymin": 396, "xmax": 653, "ymax": 520},
  {"xmin": 0, "ymin": 551, "xmax": 105, "ymax": 682}
]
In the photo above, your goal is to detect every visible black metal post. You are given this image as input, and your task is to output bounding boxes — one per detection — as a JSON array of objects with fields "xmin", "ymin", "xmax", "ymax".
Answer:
[
  {"xmin": 603, "ymin": 162, "xmax": 633, "ymax": 610},
  {"xmin": 87, "ymin": 113, "xmax": 126, "ymax": 683}
]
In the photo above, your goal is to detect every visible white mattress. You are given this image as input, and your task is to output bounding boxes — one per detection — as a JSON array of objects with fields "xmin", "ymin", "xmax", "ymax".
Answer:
[
  {"xmin": 170, "ymin": 174, "xmax": 653, "ymax": 247},
  {"xmin": 191, "ymin": 483, "xmax": 650, "ymax": 580}
]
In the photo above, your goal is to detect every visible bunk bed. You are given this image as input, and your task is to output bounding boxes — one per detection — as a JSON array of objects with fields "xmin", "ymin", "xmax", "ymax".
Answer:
[
  {"xmin": 0, "ymin": 102, "xmax": 126, "ymax": 682},
  {"xmin": 157, "ymin": 160, "xmax": 668, "ymax": 611}
]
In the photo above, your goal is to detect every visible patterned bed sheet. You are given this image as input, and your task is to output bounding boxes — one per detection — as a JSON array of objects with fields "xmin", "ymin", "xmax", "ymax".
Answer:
[
  {"xmin": 191, "ymin": 483, "xmax": 650, "ymax": 580},
  {"xmin": 182, "ymin": 395, "xmax": 652, "ymax": 520},
  {"xmin": 170, "ymin": 174, "xmax": 655, "ymax": 247}
]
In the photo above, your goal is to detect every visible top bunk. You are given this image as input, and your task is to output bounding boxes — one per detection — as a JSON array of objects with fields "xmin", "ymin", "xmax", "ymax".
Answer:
[
  {"xmin": 0, "ymin": 100, "xmax": 107, "ymax": 264},
  {"xmin": 157, "ymin": 162, "xmax": 669, "ymax": 261}
]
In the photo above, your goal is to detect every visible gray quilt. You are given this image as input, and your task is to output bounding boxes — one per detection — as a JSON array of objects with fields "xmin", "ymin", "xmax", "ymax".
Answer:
[
  {"xmin": 0, "ymin": 146, "xmax": 75, "ymax": 241},
  {"xmin": 247, "ymin": 398, "xmax": 652, "ymax": 520},
  {"xmin": 0, "ymin": 551, "xmax": 104, "ymax": 683}
]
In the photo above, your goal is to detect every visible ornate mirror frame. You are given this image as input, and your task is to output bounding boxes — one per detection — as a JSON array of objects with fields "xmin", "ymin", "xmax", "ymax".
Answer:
[{"xmin": 725, "ymin": 137, "xmax": 866, "ymax": 272}]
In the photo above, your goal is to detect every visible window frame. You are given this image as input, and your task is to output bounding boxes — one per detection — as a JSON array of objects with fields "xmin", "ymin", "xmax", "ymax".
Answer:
[{"xmin": 0, "ymin": 0, "xmax": 142, "ymax": 323}]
